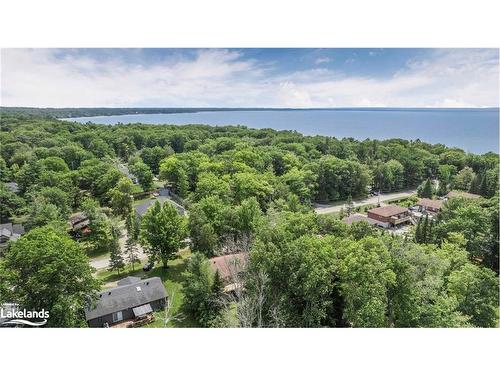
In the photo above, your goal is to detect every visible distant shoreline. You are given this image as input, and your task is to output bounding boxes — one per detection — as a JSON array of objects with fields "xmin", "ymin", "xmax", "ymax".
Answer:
[{"xmin": 1, "ymin": 106, "xmax": 498, "ymax": 119}]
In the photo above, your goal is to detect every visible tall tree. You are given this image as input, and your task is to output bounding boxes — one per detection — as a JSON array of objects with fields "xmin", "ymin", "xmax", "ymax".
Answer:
[
  {"xmin": 109, "ymin": 177, "xmax": 134, "ymax": 219},
  {"xmin": 181, "ymin": 252, "xmax": 224, "ymax": 327},
  {"xmin": 140, "ymin": 201, "xmax": 185, "ymax": 267},
  {"xmin": 0, "ymin": 226, "xmax": 100, "ymax": 327}
]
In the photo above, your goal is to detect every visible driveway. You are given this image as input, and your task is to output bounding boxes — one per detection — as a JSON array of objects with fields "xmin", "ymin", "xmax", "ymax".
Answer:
[
  {"xmin": 314, "ymin": 188, "xmax": 417, "ymax": 215},
  {"xmin": 89, "ymin": 231, "xmax": 149, "ymax": 271}
]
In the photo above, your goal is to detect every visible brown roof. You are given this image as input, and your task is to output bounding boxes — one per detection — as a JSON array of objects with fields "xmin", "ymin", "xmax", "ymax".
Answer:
[
  {"xmin": 69, "ymin": 212, "xmax": 88, "ymax": 226},
  {"xmin": 209, "ymin": 253, "xmax": 247, "ymax": 280},
  {"xmin": 368, "ymin": 204, "xmax": 408, "ymax": 218},
  {"xmin": 446, "ymin": 191, "xmax": 481, "ymax": 199},
  {"xmin": 417, "ymin": 198, "xmax": 443, "ymax": 210}
]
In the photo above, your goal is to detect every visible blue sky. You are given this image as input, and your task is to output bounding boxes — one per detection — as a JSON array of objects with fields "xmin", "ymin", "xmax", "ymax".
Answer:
[{"xmin": 1, "ymin": 48, "xmax": 498, "ymax": 107}]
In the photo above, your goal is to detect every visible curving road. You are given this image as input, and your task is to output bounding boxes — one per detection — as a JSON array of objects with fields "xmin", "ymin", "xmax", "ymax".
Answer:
[{"xmin": 314, "ymin": 189, "xmax": 417, "ymax": 215}]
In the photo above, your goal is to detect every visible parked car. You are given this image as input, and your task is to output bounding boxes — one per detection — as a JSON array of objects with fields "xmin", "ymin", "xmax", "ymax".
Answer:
[{"xmin": 143, "ymin": 262, "xmax": 154, "ymax": 271}]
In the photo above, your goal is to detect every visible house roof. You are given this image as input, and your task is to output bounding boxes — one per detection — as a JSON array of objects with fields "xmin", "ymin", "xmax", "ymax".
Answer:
[
  {"xmin": 417, "ymin": 198, "xmax": 443, "ymax": 210},
  {"xmin": 368, "ymin": 205, "xmax": 408, "ymax": 218},
  {"xmin": 69, "ymin": 212, "xmax": 88, "ymax": 226},
  {"xmin": 85, "ymin": 277, "xmax": 167, "ymax": 321},
  {"xmin": 446, "ymin": 191, "xmax": 481, "ymax": 199},
  {"xmin": 210, "ymin": 253, "xmax": 247, "ymax": 280},
  {"xmin": 0, "ymin": 223, "xmax": 25, "ymax": 241},
  {"xmin": 132, "ymin": 304, "xmax": 153, "ymax": 317},
  {"xmin": 117, "ymin": 276, "xmax": 141, "ymax": 286},
  {"xmin": 343, "ymin": 213, "xmax": 379, "ymax": 225},
  {"xmin": 135, "ymin": 197, "xmax": 185, "ymax": 217}
]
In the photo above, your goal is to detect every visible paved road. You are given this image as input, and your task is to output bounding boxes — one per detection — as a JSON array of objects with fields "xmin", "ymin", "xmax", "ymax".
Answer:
[{"xmin": 314, "ymin": 189, "xmax": 417, "ymax": 215}]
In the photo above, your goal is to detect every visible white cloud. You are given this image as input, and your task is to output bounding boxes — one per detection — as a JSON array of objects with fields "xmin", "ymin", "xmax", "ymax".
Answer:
[
  {"xmin": 1, "ymin": 48, "xmax": 498, "ymax": 108},
  {"xmin": 315, "ymin": 57, "xmax": 331, "ymax": 64}
]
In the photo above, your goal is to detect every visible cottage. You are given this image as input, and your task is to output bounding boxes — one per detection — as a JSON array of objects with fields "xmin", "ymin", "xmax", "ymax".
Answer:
[
  {"xmin": 445, "ymin": 191, "xmax": 481, "ymax": 200},
  {"xmin": 367, "ymin": 205, "xmax": 410, "ymax": 228},
  {"xmin": 416, "ymin": 198, "xmax": 443, "ymax": 213},
  {"xmin": 210, "ymin": 253, "xmax": 247, "ymax": 293},
  {"xmin": 0, "ymin": 223, "xmax": 25, "ymax": 248},
  {"xmin": 69, "ymin": 212, "xmax": 90, "ymax": 232},
  {"xmin": 85, "ymin": 276, "xmax": 167, "ymax": 328}
]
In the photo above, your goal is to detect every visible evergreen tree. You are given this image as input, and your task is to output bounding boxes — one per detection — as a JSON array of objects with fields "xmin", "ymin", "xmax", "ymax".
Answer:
[
  {"xmin": 479, "ymin": 174, "xmax": 488, "ymax": 197},
  {"xmin": 414, "ymin": 218, "xmax": 423, "ymax": 243},
  {"xmin": 125, "ymin": 236, "xmax": 140, "ymax": 271},
  {"xmin": 108, "ymin": 241, "xmax": 125, "ymax": 274},
  {"xmin": 469, "ymin": 174, "xmax": 481, "ymax": 194},
  {"xmin": 421, "ymin": 215, "xmax": 429, "ymax": 244},
  {"xmin": 346, "ymin": 194, "xmax": 354, "ymax": 216},
  {"xmin": 418, "ymin": 178, "xmax": 433, "ymax": 198}
]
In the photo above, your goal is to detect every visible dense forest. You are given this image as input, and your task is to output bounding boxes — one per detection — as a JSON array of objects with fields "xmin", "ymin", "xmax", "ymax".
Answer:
[
  {"xmin": 0, "ymin": 106, "xmax": 310, "ymax": 119},
  {"xmin": 0, "ymin": 111, "xmax": 498, "ymax": 327}
]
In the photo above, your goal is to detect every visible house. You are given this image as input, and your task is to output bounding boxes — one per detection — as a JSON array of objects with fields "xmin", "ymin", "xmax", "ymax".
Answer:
[
  {"xmin": 367, "ymin": 205, "xmax": 410, "ymax": 228},
  {"xmin": 69, "ymin": 212, "xmax": 90, "ymax": 233},
  {"xmin": 343, "ymin": 213, "xmax": 379, "ymax": 226},
  {"xmin": 85, "ymin": 276, "xmax": 167, "ymax": 328},
  {"xmin": 0, "ymin": 223, "xmax": 25, "ymax": 249},
  {"xmin": 135, "ymin": 190, "xmax": 186, "ymax": 217},
  {"xmin": 445, "ymin": 191, "xmax": 481, "ymax": 200},
  {"xmin": 416, "ymin": 198, "xmax": 443, "ymax": 213},
  {"xmin": 210, "ymin": 253, "xmax": 247, "ymax": 293}
]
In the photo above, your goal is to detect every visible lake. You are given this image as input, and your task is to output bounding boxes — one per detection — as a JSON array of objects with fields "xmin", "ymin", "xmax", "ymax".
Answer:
[{"xmin": 64, "ymin": 108, "xmax": 499, "ymax": 153}]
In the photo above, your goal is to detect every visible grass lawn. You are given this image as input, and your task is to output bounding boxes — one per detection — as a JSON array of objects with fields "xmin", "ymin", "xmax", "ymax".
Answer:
[
  {"xmin": 95, "ymin": 248, "xmax": 196, "ymax": 328},
  {"xmin": 133, "ymin": 197, "xmax": 152, "ymax": 207}
]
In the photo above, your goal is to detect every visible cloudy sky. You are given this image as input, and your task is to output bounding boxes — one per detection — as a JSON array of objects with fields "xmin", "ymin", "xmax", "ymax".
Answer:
[{"xmin": 1, "ymin": 48, "xmax": 498, "ymax": 108}]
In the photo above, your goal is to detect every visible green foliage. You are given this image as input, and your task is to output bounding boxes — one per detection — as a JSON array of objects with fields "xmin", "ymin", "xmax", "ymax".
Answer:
[
  {"xmin": 108, "ymin": 240, "xmax": 125, "ymax": 274},
  {"xmin": 1, "ymin": 112, "xmax": 498, "ymax": 328},
  {"xmin": 417, "ymin": 178, "xmax": 434, "ymax": 198},
  {"xmin": 130, "ymin": 161, "xmax": 154, "ymax": 190},
  {"xmin": 447, "ymin": 263, "xmax": 499, "ymax": 327},
  {"xmin": 453, "ymin": 167, "xmax": 476, "ymax": 191},
  {"xmin": 140, "ymin": 201, "xmax": 186, "ymax": 267},
  {"xmin": 0, "ymin": 183, "xmax": 25, "ymax": 223},
  {"xmin": 159, "ymin": 156, "xmax": 189, "ymax": 197},
  {"xmin": 338, "ymin": 237, "xmax": 396, "ymax": 327},
  {"xmin": 109, "ymin": 177, "xmax": 134, "ymax": 218},
  {"xmin": 181, "ymin": 252, "xmax": 224, "ymax": 327},
  {"xmin": 0, "ymin": 226, "xmax": 100, "ymax": 327}
]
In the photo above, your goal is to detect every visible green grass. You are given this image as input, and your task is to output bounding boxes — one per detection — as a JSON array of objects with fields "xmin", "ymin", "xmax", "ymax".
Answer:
[
  {"xmin": 133, "ymin": 197, "xmax": 152, "ymax": 207},
  {"xmin": 96, "ymin": 248, "xmax": 196, "ymax": 328},
  {"xmin": 386, "ymin": 195, "xmax": 418, "ymax": 207}
]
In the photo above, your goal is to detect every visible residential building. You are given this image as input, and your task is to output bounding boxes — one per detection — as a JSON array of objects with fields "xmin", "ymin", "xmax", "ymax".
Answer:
[
  {"xmin": 69, "ymin": 212, "xmax": 90, "ymax": 233},
  {"xmin": 85, "ymin": 276, "xmax": 167, "ymax": 328},
  {"xmin": 367, "ymin": 205, "xmax": 410, "ymax": 228},
  {"xmin": 210, "ymin": 253, "xmax": 247, "ymax": 293},
  {"xmin": 416, "ymin": 198, "xmax": 443, "ymax": 213},
  {"xmin": 0, "ymin": 223, "xmax": 25, "ymax": 249}
]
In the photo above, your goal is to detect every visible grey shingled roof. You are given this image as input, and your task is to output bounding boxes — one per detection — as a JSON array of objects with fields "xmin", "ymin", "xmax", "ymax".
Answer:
[
  {"xmin": 117, "ymin": 276, "xmax": 141, "ymax": 286},
  {"xmin": 85, "ymin": 277, "xmax": 167, "ymax": 321},
  {"xmin": 0, "ymin": 223, "xmax": 25, "ymax": 241}
]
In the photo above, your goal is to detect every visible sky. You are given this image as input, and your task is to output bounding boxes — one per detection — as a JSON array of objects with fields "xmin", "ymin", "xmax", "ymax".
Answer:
[{"xmin": 1, "ymin": 48, "xmax": 498, "ymax": 108}]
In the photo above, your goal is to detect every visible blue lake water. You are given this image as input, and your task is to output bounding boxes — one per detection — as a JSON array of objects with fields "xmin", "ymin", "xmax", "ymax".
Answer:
[{"xmin": 65, "ymin": 108, "xmax": 499, "ymax": 153}]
